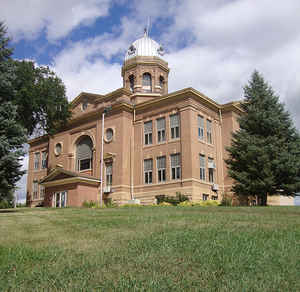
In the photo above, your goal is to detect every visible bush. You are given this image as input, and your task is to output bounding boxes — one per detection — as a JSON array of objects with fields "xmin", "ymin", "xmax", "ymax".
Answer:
[
  {"xmin": 158, "ymin": 202, "xmax": 173, "ymax": 206},
  {"xmin": 220, "ymin": 194, "xmax": 233, "ymax": 206},
  {"xmin": 199, "ymin": 200, "xmax": 221, "ymax": 207},
  {"xmin": 0, "ymin": 200, "xmax": 12, "ymax": 209},
  {"xmin": 82, "ymin": 200, "xmax": 107, "ymax": 208},
  {"xmin": 177, "ymin": 201, "xmax": 194, "ymax": 207},
  {"xmin": 155, "ymin": 192, "xmax": 189, "ymax": 206},
  {"xmin": 105, "ymin": 198, "xmax": 118, "ymax": 208}
]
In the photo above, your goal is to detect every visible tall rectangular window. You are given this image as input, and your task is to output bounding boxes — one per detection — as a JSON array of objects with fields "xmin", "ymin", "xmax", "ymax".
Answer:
[
  {"xmin": 157, "ymin": 156, "xmax": 166, "ymax": 183},
  {"xmin": 198, "ymin": 115, "xmax": 204, "ymax": 140},
  {"xmin": 144, "ymin": 121, "xmax": 153, "ymax": 145},
  {"xmin": 106, "ymin": 163, "xmax": 112, "ymax": 186},
  {"xmin": 41, "ymin": 151, "xmax": 47, "ymax": 169},
  {"xmin": 144, "ymin": 159, "xmax": 153, "ymax": 184},
  {"xmin": 207, "ymin": 120, "xmax": 212, "ymax": 144},
  {"xmin": 40, "ymin": 185, "xmax": 45, "ymax": 199},
  {"xmin": 157, "ymin": 118, "xmax": 166, "ymax": 143},
  {"xmin": 171, "ymin": 153, "xmax": 181, "ymax": 180},
  {"xmin": 203, "ymin": 194, "xmax": 209, "ymax": 201},
  {"xmin": 208, "ymin": 157, "xmax": 214, "ymax": 183},
  {"xmin": 200, "ymin": 155, "xmax": 206, "ymax": 181},
  {"xmin": 33, "ymin": 181, "xmax": 38, "ymax": 199},
  {"xmin": 34, "ymin": 152, "xmax": 40, "ymax": 170},
  {"xmin": 170, "ymin": 114, "xmax": 180, "ymax": 139}
]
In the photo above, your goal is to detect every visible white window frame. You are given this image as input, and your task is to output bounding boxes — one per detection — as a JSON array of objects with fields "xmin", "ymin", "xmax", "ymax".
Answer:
[
  {"xmin": 34, "ymin": 152, "xmax": 40, "ymax": 170},
  {"xmin": 144, "ymin": 121, "xmax": 153, "ymax": 145},
  {"xmin": 106, "ymin": 163, "xmax": 113, "ymax": 186},
  {"xmin": 200, "ymin": 155, "xmax": 206, "ymax": 181},
  {"xmin": 40, "ymin": 185, "xmax": 45, "ymax": 200},
  {"xmin": 53, "ymin": 191, "xmax": 67, "ymax": 208},
  {"xmin": 41, "ymin": 151, "xmax": 47, "ymax": 169},
  {"xmin": 207, "ymin": 119, "xmax": 212, "ymax": 144},
  {"xmin": 33, "ymin": 181, "xmax": 38, "ymax": 199},
  {"xmin": 157, "ymin": 156, "xmax": 166, "ymax": 183},
  {"xmin": 170, "ymin": 153, "xmax": 181, "ymax": 180},
  {"xmin": 203, "ymin": 194, "xmax": 209, "ymax": 201},
  {"xmin": 198, "ymin": 115, "xmax": 204, "ymax": 140},
  {"xmin": 170, "ymin": 114, "xmax": 180, "ymax": 139},
  {"xmin": 144, "ymin": 158, "xmax": 153, "ymax": 184},
  {"xmin": 157, "ymin": 118, "xmax": 166, "ymax": 143}
]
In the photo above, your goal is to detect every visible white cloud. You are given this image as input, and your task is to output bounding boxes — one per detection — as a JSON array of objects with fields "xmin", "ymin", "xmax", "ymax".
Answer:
[{"xmin": 0, "ymin": 0, "xmax": 111, "ymax": 41}]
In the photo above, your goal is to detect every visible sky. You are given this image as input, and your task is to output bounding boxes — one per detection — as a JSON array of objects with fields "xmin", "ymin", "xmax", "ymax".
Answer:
[{"xmin": 1, "ymin": 0, "xmax": 300, "ymax": 201}]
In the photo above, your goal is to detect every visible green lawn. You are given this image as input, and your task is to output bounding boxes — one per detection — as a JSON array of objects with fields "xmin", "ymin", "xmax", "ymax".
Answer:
[{"xmin": 1, "ymin": 206, "xmax": 300, "ymax": 291}]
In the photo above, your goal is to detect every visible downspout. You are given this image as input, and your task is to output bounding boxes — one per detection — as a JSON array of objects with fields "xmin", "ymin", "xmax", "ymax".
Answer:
[
  {"xmin": 219, "ymin": 108, "xmax": 224, "ymax": 194},
  {"xmin": 130, "ymin": 106, "xmax": 136, "ymax": 200},
  {"xmin": 179, "ymin": 108, "xmax": 183, "ymax": 188}
]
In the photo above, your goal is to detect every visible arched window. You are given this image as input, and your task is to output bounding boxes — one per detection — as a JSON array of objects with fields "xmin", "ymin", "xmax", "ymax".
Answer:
[
  {"xmin": 129, "ymin": 75, "xmax": 134, "ymax": 92},
  {"xmin": 76, "ymin": 136, "xmax": 93, "ymax": 171},
  {"xmin": 142, "ymin": 73, "xmax": 152, "ymax": 92},
  {"xmin": 159, "ymin": 76, "xmax": 164, "ymax": 91}
]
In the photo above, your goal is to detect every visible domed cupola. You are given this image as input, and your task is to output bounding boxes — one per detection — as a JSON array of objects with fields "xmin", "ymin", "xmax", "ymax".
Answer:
[
  {"xmin": 125, "ymin": 29, "xmax": 165, "ymax": 61},
  {"xmin": 122, "ymin": 29, "xmax": 169, "ymax": 100}
]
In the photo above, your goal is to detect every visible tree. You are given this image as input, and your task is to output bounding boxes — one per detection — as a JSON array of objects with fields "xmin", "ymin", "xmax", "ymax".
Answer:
[
  {"xmin": 0, "ymin": 23, "xmax": 27, "ymax": 204},
  {"xmin": 11, "ymin": 60, "xmax": 71, "ymax": 136},
  {"xmin": 226, "ymin": 71, "xmax": 300, "ymax": 206},
  {"xmin": 0, "ymin": 102, "xmax": 27, "ymax": 203}
]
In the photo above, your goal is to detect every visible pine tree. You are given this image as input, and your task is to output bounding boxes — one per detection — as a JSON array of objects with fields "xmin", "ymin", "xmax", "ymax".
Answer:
[
  {"xmin": 0, "ymin": 23, "xmax": 27, "ymax": 204},
  {"xmin": 226, "ymin": 71, "xmax": 300, "ymax": 206}
]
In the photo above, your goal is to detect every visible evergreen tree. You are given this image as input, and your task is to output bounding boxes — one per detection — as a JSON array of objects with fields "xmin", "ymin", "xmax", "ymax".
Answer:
[
  {"xmin": 226, "ymin": 71, "xmax": 300, "ymax": 206},
  {"xmin": 0, "ymin": 23, "xmax": 27, "ymax": 204}
]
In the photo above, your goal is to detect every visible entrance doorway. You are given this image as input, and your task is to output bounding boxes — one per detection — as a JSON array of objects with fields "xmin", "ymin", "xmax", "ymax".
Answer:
[{"xmin": 53, "ymin": 191, "xmax": 67, "ymax": 207}]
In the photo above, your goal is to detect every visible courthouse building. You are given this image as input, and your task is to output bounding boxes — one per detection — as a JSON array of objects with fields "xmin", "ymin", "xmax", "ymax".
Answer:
[{"xmin": 26, "ymin": 30, "xmax": 242, "ymax": 207}]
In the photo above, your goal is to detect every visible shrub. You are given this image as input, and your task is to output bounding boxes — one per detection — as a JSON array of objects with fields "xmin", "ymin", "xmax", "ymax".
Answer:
[
  {"xmin": 177, "ymin": 201, "xmax": 194, "ymax": 207},
  {"xmin": 158, "ymin": 202, "xmax": 173, "ymax": 206},
  {"xmin": 220, "ymin": 194, "xmax": 233, "ymax": 206},
  {"xmin": 105, "ymin": 198, "xmax": 118, "ymax": 208},
  {"xmin": 0, "ymin": 200, "xmax": 12, "ymax": 209},
  {"xmin": 82, "ymin": 200, "xmax": 106, "ymax": 208},
  {"xmin": 199, "ymin": 200, "xmax": 221, "ymax": 207},
  {"xmin": 155, "ymin": 192, "xmax": 189, "ymax": 206}
]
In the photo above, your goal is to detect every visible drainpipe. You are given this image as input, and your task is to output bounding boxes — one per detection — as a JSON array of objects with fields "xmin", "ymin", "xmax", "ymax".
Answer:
[
  {"xmin": 130, "ymin": 106, "xmax": 136, "ymax": 200},
  {"xmin": 219, "ymin": 108, "xmax": 224, "ymax": 194}
]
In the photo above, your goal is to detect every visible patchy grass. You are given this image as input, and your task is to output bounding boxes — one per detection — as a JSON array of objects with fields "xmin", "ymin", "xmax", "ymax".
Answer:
[{"xmin": 1, "ymin": 206, "xmax": 300, "ymax": 291}]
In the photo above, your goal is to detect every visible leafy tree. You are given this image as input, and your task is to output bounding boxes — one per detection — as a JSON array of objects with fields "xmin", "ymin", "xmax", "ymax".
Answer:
[
  {"xmin": 11, "ymin": 60, "xmax": 71, "ymax": 136},
  {"xmin": 226, "ymin": 71, "xmax": 300, "ymax": 206}
]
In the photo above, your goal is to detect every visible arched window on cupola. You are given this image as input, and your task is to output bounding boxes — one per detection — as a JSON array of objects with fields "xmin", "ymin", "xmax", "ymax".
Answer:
[
  {"xmin": 142, "ymin": 73, "xmax": 152, "ymax": 92},
  {"xmin": 129, "ymin": 74, "xmax": 134, "ymax": 92},
  {"xmin": 159, "ymin": 76, "xmax": 164, "ymax": 92},
  {"xmin": 76, "ymin": 135, "xmax": 93, "ymax": 171}
]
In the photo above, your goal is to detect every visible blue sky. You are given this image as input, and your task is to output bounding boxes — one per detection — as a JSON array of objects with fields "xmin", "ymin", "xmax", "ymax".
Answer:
[{"xmin": 1, "ymin": 0, "xmax": 300, "ymax": 201}]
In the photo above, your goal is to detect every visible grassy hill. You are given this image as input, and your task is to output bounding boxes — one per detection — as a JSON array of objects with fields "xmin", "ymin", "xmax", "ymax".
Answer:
[{"xmin": 1, "ymin": 206, "xmax": 300, "ymax": 291}]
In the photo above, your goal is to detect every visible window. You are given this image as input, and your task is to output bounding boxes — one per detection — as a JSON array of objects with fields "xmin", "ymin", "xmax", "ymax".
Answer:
[
  {"xmin": 144, "ymin": 159, "xmax": 153, "ymax": 184},
  {"xmin": 171, "ymin": 153, "xmax": 181, "ymax": 180},
  {"xmin": 55, "ymin": 143, "xmax": 62, "ymax": 156},
  {"xmin": 159, "ymin": 76, "xmax": 164, "ymax": 91},
  {"xmin": 198, "ymin": 115, "xmax": 204, "ymax": 140},
  {"xmin": 157, "ymin": 118, "xmax": 166, "ymax": 143},
  {"xmin": 129, "ymin": 74, "xmax": 134, "ymax": 92},
  {"xmin": 33, "ymin": 181, "xmax": 38, "ymax": 199},
  {"xmin": 203, "ymin": 194, "xmax": 209, "ymax": 201},
  {"xmin": 144, "ymin": 121, "xmax": 153, "ymax": 145},
  {"xmin": 170, "ymin": 114, "xmax": 180, "ymax": 139},
  {"xmin": 82, "ymin": 101, "xmax": 88, "ymax": 111},
  {"xmin": 212, "ymin": 195, "xmax": 218, "ymax": 200},
  {"xmin": 41, "ymin": 151, "xmax": 47, "ymax": 169},
  {"xmin": 34, "ymin": 152, "xmax": 40, "ymax": 170},
  {"xmin": 157, "ymin": 156, "xmax": 166, "ymax": 183},
  {"xmin": 54, "ymin": 191, "xmax": 67, "ymax": 208},
  {"xmin": 208, "ymin": 158, "xmax": 214, "ymax": 183},
  {"xmin": 207, "ymin": 120, "xmax": 212, "ymax": 144},
  {"xmin": 76, "ymin": 136, "xmax": 93, "ymax": 171},
  {"xmin": 40, "ymin": 185, "xmax": 45, "ymax": 199},
  {"xmin": 142, "ymin": 73, "xmax": 152, "ymax": 92},
  {"xmin": 200, "ymin": 155, "xmax": 206, "ymax": 181},
  {"xmin": 106, "ymin": 163, "xmax": 112, "ymax": 186},
  {"xmin": 105, "ymin": 128, "xmax": 113, "ymax": 142}
]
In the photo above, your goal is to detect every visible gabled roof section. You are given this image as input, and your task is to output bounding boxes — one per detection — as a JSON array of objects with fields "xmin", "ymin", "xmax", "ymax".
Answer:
[
  {"xmin": 39, "ymin": 167, "xmax": 100, "ymax": 187},
  {"xmin": 71, "ymin": 92, "xmax": 104, "ymax": 109}
]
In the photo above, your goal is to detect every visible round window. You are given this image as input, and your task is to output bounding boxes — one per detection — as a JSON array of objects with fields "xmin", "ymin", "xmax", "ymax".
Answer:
[
  {"xmin": 55, "ymin": 143, "xmax": 62, "ymax": 156},
  {"xmin": 82, "ymin": 101, "xmax": 88, "ymax": 111},
  {"xmin": 105, "ymin": 128, "xmax": 114, "ymax": 142}
]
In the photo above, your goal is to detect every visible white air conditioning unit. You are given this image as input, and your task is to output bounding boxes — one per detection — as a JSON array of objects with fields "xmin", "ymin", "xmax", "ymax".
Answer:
[
  {"xmin": 104, "ymin": 186, "xmax": 111, "ymax": 193},
  {"xmin": 212, "ymin": 184, "xmax": 219, "ymax": 191},
  {"xmin": 208, "ymin": 162, "xmax": 216, "ymax": 169}
]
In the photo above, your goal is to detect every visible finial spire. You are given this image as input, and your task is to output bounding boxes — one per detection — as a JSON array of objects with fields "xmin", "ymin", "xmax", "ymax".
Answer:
[{"xmin": 144, "ymin": 27, "xmax": 148, "ymax": 37}]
